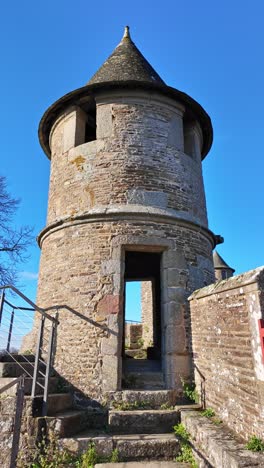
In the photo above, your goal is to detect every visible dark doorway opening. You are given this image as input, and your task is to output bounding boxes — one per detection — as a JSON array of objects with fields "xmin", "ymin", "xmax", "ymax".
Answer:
[{"xmin": 123, "ymin": 251, "xmax": 163, "ymax": 388}]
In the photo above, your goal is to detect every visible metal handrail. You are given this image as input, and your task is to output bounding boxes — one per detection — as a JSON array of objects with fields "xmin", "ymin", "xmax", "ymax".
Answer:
[
  {"xmin": 0, "ymin": 376, "xmax": 23, "ymax": 395},
  {"xmin": 0, "ymin": 285, "xmax": 59, "ymax": 324},
  {"xmin": 0, "ymin": 286, "xmax": 59, "ymax": 417}
]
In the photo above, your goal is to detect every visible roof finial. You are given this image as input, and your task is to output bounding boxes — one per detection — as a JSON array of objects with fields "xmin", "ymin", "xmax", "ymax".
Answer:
[{"xmin": 123, "ymin": 25, "xmax": 131, "ymax": 40}]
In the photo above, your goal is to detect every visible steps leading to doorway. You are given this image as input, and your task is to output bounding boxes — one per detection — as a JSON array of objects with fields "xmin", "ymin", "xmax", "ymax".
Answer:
[
  {"xmin": 95, "ymin": 463, "xmax": 190, "ymax": 468},
  {"xmin": 108, "ymin": 409, "xmax": 180, "ymax": 434},
  {"xmin": 60, "ymin": 432, "xmax": 181, "ymax": 462},
  {"xmin": 123, "ymin": 359, "xmax": 165, "ymax": 390},
  {"xmin": 106, "ymin": 389, "xmax": 177, "ymax": 409},
  {"xmin": 0, "ymin": 356, "xmax": 194, "ymax": 464},
  {"xmin": 123, "ymin": 359, "xmax": 161, "ymax": 372}
]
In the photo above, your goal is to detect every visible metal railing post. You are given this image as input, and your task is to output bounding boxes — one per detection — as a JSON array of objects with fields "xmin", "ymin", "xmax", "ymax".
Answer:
[
  {"xmin": 7, "ymin": 308, "xmax": 15, "ymax": 353},
  {"xmin": 31, "ymin": 316, "xmax": 45, "ymax": 399},
  {"xmin": 10, "ymin": 375, "xmax": 25, "ymax": 468},
  {"xmin": 42, "ymin": 316, "xmax": 57, "ymax": 416},
  {"xmin": 0, "ymin": 291, "xmax": 5, "ymax": 326}
]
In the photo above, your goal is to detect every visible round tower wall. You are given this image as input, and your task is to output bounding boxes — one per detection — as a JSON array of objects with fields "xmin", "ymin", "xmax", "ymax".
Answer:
[
  {"xmin": 34, "ymin": 90, "xmax": 215, "ymax": 402},
  {"xmin": 37, "ymin": 219, "xmax": 214, "ymax": 401},
  {"xmin": 46, "ymin": 91, "xmax": 208, "ymax": 228}
]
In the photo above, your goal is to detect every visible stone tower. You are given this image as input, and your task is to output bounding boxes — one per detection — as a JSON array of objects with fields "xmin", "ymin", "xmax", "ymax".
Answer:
[
  {"xmin": 36, "ymin": 27, "xmax": 221, "ymax": 402},
  {"xmin": 213, "ymin": 250, "xmax": 235, "ymax": 281}
]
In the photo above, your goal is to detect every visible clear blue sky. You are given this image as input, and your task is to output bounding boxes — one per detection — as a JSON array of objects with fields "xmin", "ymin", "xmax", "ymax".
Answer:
[{"xmin": 1, "ymin": 0, "xmax": 264, "ymax": 315}]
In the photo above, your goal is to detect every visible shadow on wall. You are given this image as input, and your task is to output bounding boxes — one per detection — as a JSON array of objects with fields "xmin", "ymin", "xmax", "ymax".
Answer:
[{"xmin": 44, "ymin": 304, "xmax": 118, "ymax": 337}]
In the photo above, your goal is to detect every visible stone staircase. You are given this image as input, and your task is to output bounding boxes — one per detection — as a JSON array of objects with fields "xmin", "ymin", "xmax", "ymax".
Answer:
[
  {"xmin": 0, "ymin": 355, "xmax": 196, "ymax": 463},
  {"xmin": 58, "ymin": 398, "xmax": 183, "ymax": 462},
  {"xmin": 2, "ymin": 356, "xmax": 264, "ymax": 467},
  {"xmin": 39, "ymin": 388, "xmax": 184, "ymax": 461}
]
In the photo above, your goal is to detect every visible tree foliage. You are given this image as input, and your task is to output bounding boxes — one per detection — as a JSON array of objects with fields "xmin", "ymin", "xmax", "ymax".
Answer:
[{"xmin": 0, "ymin": 175, "xmax": 33, "ymax": 285}]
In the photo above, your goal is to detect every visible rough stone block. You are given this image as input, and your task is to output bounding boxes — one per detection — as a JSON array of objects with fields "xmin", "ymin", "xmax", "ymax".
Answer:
[
  {"xmin": 109, "ymin": 409, "xmax": 180, "ymax": 434},
  {"xmin": 102, "ymin": 355, "xmax": 119, "ymax": 392},
  {"xmin": 101, "ymin": 260, "xmax": 120, "ymax": 276},
  {"xmin": 101, "ymin": 333, "xmax": 119, "ymax": 356},
  {"xmin": 126, "ymin": 189, "xmax": 168, "ymax": 209},
  {"xmin": 164, "ymin": 354, "xmax": 191, "ymax": 389},
  {"xmin": 163, "ymin": 250, "xmax": 187, "ymax": 269},
  {"xmin": 97, "ymin": 104, "xmax": 113, "ymax": 139},
  {"xmin": 115, "ymin": 433, "xmax": 180, "ymax": 461},
  {"xmin": 97, "ymin": 295, "xmax": 120, "ymax": 315},
  {"xmin": 167, "ymin": 287, "xmax": 187, "ymax": 303},
  {"xmin": 168, "ymin": 114, "xmax": 184, "ymax": 150},
  {"xmin": 163, "ymin": 302, "xmax": 185, "ymax": 327},
  {"xmin": 164, "ymin": 324, "xmax": 186, "ymax": 354},
  {"xmin": 167, "ymin": 268, "xmax": 181, "ymax": 287}
]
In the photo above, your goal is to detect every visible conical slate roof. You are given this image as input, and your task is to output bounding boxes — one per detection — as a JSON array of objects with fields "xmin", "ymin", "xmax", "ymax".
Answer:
[
  {"xmin": 88, "ymin": 26, "xmax": 165, "ymax": 85},
  {"xmin": 213, "ymin": 251, "xmax": 235, "ymax": 272},
  {"xmin": 39, "ymin": 27, "xmax": 213, "ymax": 160}
]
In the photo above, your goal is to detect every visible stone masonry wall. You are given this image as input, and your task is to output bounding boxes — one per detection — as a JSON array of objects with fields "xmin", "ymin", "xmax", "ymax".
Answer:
[
  {"xmin": 33, "ymin": 90, "xmax": 215, "ymax": 401},
  {"xmin": 0, "ymin": 394, "xmax": 39, "ymax": 468},
  {"xmin": 141, "ymin": 281, "xmax": 154, "ymax": 347},
  {"xmin": 189, "ymin": 267, "xmax": 264, "ymax": 440},
  {"xmin": 47, "ymin": 93, "xmax": 208, "ymax": 230},
  {"xmin": 35, "ymin": 220, "xmax": 214, "ymax": 401}
]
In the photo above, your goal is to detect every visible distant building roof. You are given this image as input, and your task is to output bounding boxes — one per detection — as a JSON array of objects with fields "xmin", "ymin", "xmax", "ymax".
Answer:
[
  {"xmin": 213, "ymin": 251, "xmax": 235, "ymax": 272},
  {"xmin": 88, "ymin": 26, "xmax": 165, "ymax": 86}
]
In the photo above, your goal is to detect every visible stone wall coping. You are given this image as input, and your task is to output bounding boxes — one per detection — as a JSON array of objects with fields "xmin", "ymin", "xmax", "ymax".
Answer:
[
  {"xmin": 37, "ymin": 204, "xmax": 218, "ymax": 248},
  {"xmin": 181, "ymin": 410, "xmax": 264, "ymax": 466},
  {"xmin": 189, "ymin": 266, "xmax": 264, "ymax": 301},
  {"xmin": 95, "ymin": 89, "xmax": 186, "ymax": 116}
]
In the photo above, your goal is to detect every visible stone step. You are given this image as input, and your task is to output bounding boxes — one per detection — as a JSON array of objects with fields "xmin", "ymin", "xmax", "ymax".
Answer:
[
  {"xmin": 60, "ymin": 432, "xmax": 180, "ymax": 462},
  {"xmin": 109, "ymin": 409, "xmax": 180, "ymax": 434},
  {"xmin": 122, "ymin": 372, "xmax": 165, "ymax": 390},
  {"xmin": 0, "ymin": 361, "xmax": 53, "ymax": 378},
  {"xmin": 28, "ymin": 393, "xmax": 73, "ymax": 416},
  {"xmin": 125, "ymin": 350, "xmax": 147, "ymax": 359},
  {"xmin": 0, "ymin": 353, "xmax": 35, "ymax": 362},
  {"xmin": 43, "ymin": 408, "xmax": 108, "ymax": 438},
  {"xmin": 107, "ymin": 390, "xmax": 177, "ymax": 409},
  {"xmin": 124, "ymin": 359, "xmax": 161, "ymax": 372},
  {"xmin": 95, "ymin": 463, "xmax": 190, "ymax": 468},
  {"xmin": 0, "ymin": 376, "xmax": 60, "ymax": 395},
  {"xmin": 113, "ymin": 434, "xmax": 180, "ymax": 462}
]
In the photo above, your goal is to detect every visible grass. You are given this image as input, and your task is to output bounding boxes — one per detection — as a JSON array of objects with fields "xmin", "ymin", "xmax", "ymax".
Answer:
[
  {"xmin": 245, "ymin": 436, "xmax": 264, "ymax": 452},
  {"xmin": 174, "ymin": 423, "xmax": 198, "ymax": 468},
  {"xmin": 181, "ymin": 378, "xmax": 199, "ymax": 404}
]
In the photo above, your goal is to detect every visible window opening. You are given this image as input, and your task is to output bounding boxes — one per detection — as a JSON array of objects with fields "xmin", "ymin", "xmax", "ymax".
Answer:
[{"xmin": 85, "ymin": 107, "xmax": 96, "ymax": 143}]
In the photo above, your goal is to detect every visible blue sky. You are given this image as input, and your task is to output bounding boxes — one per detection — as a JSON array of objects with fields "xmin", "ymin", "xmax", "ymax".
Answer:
[{"xmin": 0, "ymin": 0, "xmax": 263, "ymax": 317}]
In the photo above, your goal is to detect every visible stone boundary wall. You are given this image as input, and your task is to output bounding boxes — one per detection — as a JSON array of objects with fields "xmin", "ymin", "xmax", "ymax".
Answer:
[
  {"xmin": 181, "ymin": 410, "xmax": 264, "ymax": 467},
  {"xmin": 141, "ymin": 281, "xmax": 154, "ymax": 347},
  {"xmin": 189, "ymin": 266, "xmax": 264, "ymax": 440},
  {"xmin": 0, "ymin": 394, "xmax": 37, "ymax": 468},
  {"xmin": 125, "ymin": 323, "xmax": 143, "ymax": 349}
]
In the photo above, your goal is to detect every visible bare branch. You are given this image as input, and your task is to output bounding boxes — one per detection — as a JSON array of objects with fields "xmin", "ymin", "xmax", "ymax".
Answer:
[{"xmin": 0, "ymin": 176, "xmax": 34, "ymax": 285}]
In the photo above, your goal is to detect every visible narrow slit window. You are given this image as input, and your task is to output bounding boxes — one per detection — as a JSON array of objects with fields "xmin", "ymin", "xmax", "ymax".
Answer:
[{"xmin": 85, "ymin": 108, "xmax": 96, "ymax": 143}]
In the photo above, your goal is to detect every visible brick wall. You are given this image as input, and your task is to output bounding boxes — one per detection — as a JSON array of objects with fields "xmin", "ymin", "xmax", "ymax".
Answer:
[{"xmin": 189, "ymin": 267, "xmax": 264, "ymax": 440}]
